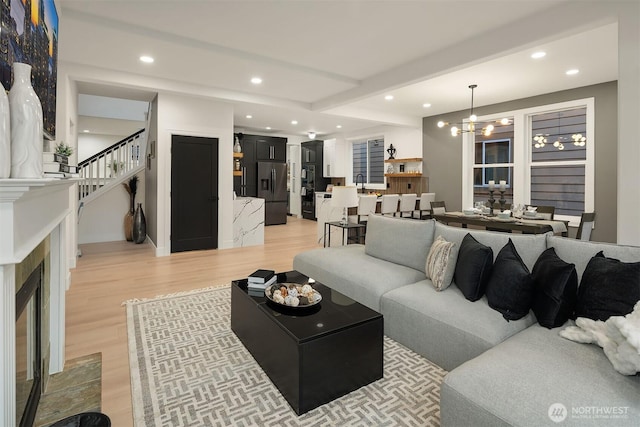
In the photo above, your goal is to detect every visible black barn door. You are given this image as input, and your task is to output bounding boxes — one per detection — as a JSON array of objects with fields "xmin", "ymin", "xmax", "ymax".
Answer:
[{"xmin": 171, "ymin": 135, "xmax": 219, "ymax": 252}]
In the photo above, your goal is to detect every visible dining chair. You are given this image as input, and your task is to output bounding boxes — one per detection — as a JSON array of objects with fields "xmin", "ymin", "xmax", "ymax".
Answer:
[
  {"xmin": 380, "ymin": 194, "xmax": 400, "ymax": 216},
  {"xmin": 529, "ymin": 205, "xmax": 555, "ymax": 220},
  {"xmin": 356, "ymin": 195, "xmax": 378, "ymax": 224},
  {"xmin": 398, "ymin": 193, "xmax": 418, "ymax": 218},
  {"xmin": 430, "ymin": 200, "xmax": 447, "ymax": 216},
  {"xmin": 576, "ymin": 212, "xmax": 596, "ymax": 241},
  {"xmin": 416, "ymin": 193, "xmax": 436, "ymax": 219}
]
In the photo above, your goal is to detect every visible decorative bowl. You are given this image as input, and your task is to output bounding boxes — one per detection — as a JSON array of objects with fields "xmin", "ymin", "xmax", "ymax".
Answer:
[
  {"xmin": 497, "ymin": 212, "xmax": 511, "ymax": 220},
  {"xmin": 265, "ymin": 283, "xmax": 322, "ymax": 308},
  {"xmin": 463, "ymin": 209, "xmax": 476, "ymax": 216}
]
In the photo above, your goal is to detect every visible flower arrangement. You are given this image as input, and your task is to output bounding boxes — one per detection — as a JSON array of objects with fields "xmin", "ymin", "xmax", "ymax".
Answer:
[
  {"xmin": 54, "ymin": 141, "xmax": 73, "ymax": 156},
  {"xmin": 108, "ymin": 160, "xmax": 125, "ymax": 174}
]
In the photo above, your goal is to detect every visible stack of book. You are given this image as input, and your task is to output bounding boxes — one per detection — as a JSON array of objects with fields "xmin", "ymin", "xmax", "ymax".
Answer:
[
  {"xmin": 247, "ymin": 269, "xmax": 276, "ymax": 295},
  {"xmin": 43, "ymin": 152, "xmax": 79, "ymax": 178}
]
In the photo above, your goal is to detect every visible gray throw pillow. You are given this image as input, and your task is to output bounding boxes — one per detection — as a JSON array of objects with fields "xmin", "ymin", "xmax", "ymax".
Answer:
[{"xmin": 425, "ymin": 235, "xmax": 458, "ymax": 291}]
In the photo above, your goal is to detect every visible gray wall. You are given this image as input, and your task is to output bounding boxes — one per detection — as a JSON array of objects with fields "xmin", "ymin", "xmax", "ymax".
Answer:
[
  {"xmin": 423, "ymin": 81, "xmax": 617, "ymax": 243},
  {"xmin": 145, "ymin": 95, "xmax": 159, "ymax": 245}
]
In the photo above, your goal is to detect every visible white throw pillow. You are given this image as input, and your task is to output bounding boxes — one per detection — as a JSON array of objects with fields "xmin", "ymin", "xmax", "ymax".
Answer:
[{"xmin": 425, "ymin": 235, "xmax": 458, "ymax": 291}]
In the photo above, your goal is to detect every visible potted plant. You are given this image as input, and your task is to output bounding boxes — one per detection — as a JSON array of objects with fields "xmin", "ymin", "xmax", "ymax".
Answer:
[
  {"xmin": 54, "ymin": 141, "xmax": 73, "ymax": 156},
  {"xmin": 108, "ymin": 160, "xmax": 124, "ymax": 176}
]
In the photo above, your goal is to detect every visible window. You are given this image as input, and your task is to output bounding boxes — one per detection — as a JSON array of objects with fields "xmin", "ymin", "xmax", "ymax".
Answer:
[
  {"xmin": 530, "ymin": 107, "xmax": 587, "ymax": 217},
  {"xmin": 462, "ymin": 99, "xmax": 594, "ymax": 225},
  {"xmin": 352, "ymin": 137, "xmax": 384, "ymax": 185}
]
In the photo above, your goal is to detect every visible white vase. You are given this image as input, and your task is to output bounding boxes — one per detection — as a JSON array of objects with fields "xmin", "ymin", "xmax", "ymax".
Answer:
[
  {"xmin": 9, "ymin": 63, "xmax": 43, "ymax": 179},
  {"xmin": 0, "ymin": 83, "xmax": 9, "ymax": 178}
]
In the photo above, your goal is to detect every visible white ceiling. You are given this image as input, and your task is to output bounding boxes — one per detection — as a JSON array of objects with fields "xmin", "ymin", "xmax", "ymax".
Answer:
[{"xmin": 58, "ymin": 0, "xmax": 620, "ymax": 139}]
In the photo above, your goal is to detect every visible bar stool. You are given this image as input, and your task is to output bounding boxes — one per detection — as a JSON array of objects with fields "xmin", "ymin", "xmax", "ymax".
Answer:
[
  {"xmin": 398, "ymin": 193, "xmax": 417, "ymax": 218},
  {"xmin": 356, "ymin": 195, "xmax": 378, "ymax": 224},
  {"xmin": 416, "ymin": 193, "xmax": 436, "ymax": 219},
  {"xmin": 380, "ymin": 194, "xmax": 400, "ymax": 216}
]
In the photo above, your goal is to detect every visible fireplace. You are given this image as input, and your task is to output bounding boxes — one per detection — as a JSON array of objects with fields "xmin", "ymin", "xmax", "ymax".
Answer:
[
  {"xmin": 1, "ymin": 179, "xmax": 76, "ymax": 426},
  {"xmin": 15, "ymin": 262, "xmax": 43, "ymax": 427}
]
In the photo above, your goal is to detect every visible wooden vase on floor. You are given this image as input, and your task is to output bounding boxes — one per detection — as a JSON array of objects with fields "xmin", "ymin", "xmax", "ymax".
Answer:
[{"xmin": 124, "ymin": 212, "xmax": 134, "ymax": 241}]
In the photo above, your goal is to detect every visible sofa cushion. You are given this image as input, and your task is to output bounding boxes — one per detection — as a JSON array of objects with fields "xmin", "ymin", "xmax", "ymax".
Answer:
[
  {"xmin": 425, "ymin": 235, "xmax": 458, "ymax": 291},
  {"xmin": 485, "ymin": 239, "xmax": 534, "ymax": 321},
  {"xmin": 575, "ymin": 252, "xmax": 640, "ymax": 321},
  {"xmin": 365, "ymin": 215, "xmax": 435, "ymax": 273},
  {"xmin": 531, "ymin": 247, "xmax": 578, "ymax": 328},
  {"xmin": 546, "ymin": 235, "xmax": 640, "ymax": 282},
  {"xmin": 441, "ymin": 324, "xmax": 640, "ymax": 427},
  {"xmin": 454, "ymin": 233, "xmax": 494, "ymax": 302},
  {"xmin": 293, "ymin": 244, "xmax": 426, "ymax": 311},
  {"xmin": 435, "ymin": 221, "xmax": 547, "ymax": 271},
  {"xmin": 380, "ymin": 281, "xmax": 536, "ymax": 371}
]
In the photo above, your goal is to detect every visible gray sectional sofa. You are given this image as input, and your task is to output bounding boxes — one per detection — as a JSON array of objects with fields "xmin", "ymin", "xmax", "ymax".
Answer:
[{"xmin": 293, "ymin": 214, "xmax": 640, "ymax": 426}]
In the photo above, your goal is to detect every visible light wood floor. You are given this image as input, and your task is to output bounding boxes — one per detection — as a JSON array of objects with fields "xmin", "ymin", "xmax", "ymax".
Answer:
[{"xmin": 66, "ymin": 216, "xmax": 319, "ymax": 426}]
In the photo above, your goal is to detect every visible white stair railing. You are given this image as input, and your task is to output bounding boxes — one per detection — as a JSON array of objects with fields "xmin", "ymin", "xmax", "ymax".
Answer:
[{"xmin": 78, "ymin": 129, "xmax": 146, "ymax": 199}]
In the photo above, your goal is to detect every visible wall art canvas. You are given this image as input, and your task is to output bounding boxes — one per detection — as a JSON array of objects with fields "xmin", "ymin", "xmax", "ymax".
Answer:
[{"xmin": 1, "ymin": 0, "xmax": 58, "ymax": 139}]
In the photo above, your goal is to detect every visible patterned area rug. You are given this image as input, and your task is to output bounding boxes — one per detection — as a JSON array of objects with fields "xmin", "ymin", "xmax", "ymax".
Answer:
[{"xmin": 125, "ymin": 286, "xmax": 446, "ymax": 426}]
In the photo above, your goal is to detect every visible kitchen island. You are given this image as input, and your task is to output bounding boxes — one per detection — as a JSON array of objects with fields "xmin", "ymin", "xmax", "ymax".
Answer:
[{"xmin": 233, "ymin": 197, "xmax": 265, "ymax": 247}]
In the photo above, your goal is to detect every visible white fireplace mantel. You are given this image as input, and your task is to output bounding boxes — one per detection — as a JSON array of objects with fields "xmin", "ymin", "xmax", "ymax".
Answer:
[{"xmin": 0, "ymin": 178, "xmax": 76, "ymax": 427}]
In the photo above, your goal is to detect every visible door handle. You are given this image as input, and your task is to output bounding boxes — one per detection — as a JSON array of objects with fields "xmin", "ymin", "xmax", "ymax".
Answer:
[{"xmin": 271, "ymin": 169, "xmax": 275, "ymax": 194}]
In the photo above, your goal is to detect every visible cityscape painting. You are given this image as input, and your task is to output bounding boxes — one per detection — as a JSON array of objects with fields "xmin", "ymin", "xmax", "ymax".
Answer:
[{"xmin": 1, "ymin": 0, "xmax": 59, "ymax": 139}]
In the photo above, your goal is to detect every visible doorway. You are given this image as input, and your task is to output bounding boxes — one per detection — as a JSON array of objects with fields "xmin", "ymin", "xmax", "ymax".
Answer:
[{"xmin": 171, "ymin": 135, "xmax": 219, "ymax": 252}]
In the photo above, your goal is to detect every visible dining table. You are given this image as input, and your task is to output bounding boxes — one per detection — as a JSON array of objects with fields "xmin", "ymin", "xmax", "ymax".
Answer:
[{"xmin": 433, "ymin": 211, "xmax": 569, "ymax": 237}]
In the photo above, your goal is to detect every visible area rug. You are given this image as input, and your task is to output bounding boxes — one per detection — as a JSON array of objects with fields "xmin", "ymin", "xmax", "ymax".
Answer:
[{"xmin": 125, "ymin": 286, "xmax": 446, "ymax": 426}]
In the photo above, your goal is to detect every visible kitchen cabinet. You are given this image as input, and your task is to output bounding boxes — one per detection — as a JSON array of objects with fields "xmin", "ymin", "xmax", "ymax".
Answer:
[
  {"xmin": 322, "ymin": 138, "xmax": 346, "ymax": 178},
  {"xmin": 301, "ymin": 140, "xmax": 330, "ymax": 220},
  {"xmin": 256, "ymin": 136, "xmax": 286, "ymax": 161},
  {"xmin": 234, "ymin": 135, "xmax": 257, "ymax": 197}
]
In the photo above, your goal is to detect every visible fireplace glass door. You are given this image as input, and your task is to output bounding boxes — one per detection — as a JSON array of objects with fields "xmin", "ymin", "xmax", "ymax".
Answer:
[{"xmin": 15, "ymin": 264, "xmax": 42, "ymax": 427}]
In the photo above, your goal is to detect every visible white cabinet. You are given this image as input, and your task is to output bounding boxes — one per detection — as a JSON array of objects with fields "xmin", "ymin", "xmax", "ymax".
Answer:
[{"xmin": 323, "ymin": 138, "xmax": 346, "ymax": 178}]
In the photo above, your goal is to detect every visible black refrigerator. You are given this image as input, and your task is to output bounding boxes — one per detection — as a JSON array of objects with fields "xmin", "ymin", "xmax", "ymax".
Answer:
[{"xmin": 258, "ymin": 161, "xmax": 288, "ymax": 225}]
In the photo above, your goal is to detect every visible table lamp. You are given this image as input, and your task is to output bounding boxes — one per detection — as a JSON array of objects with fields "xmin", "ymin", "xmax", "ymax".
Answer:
[{"xmin": 332, "ymin": 186, "xmax": 359, "ymax": 225}]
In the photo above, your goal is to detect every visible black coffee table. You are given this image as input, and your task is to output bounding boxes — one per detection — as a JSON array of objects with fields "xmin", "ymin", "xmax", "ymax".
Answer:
[{"xmin": 231, "ymin": 270, "xmax": 383, "ymax": 415}]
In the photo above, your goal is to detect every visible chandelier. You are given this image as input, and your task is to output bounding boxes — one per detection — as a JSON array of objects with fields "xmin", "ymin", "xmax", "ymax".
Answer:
[
  {"xmin": 533, "ymin": 133, "xmax": 586, "ymax": 151},
  {"xmin": 533, "ymin": 111, "xmax": 587, "ymax": 151},
  {"xmin": 437, "ymin": 84, "xmax": 509, "ymax": 137}
]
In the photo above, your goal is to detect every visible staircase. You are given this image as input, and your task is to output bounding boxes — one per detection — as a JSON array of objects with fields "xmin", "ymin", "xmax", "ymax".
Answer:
[{"xmin": 78, "ymin": 129, "xmax": 146, "ymax": 201}]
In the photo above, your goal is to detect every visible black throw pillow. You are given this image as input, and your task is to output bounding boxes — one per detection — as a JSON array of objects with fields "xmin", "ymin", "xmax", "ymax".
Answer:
[
  {"xmin": 575, "ymin": 251, "xmax": 640, "ymax": 321},
  {"xmin": 531, "ymin": 247, "xmax": 578, "ymax": 328},
  {"xmin": 485, "ymin": 239, "xmax": 534, "ymax": 321},
  {"xmin": 454, "ymin": 233, "xmax": 493, "ymax": 301}
]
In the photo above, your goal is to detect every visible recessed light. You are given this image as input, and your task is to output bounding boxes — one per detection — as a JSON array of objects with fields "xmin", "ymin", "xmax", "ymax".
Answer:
[
  {"xmin": 139, "ymin": 55, "xmax": 154, "ymax": 63},
  {"xmin": 251, "ymin": 77, "xmax": 262, "ymax": 85},
  {"xmin": 291, "ymin": 120, "xmax": 298, "ymax": 125},
  {"xmin": 336, "ymin": 125, "xmax": 342, "ymax": 129},
  {"xmin": 246, "ymin": 115, "xmax": 252, "ymax": 119},
  {"xmin": 531, "ymin": 51, "xmax": 546, "ymax": 59},
  {"xmin": 83, "ymin": 129, "xmax": 90, "ymax": 133},
  {"xmin": 423, "ymin": 103, "xmax": 432, "ymax": 108},
  {"xmin": 266, "ymin": 126, "xmax": 271, "ymax": 130},
  {"xmin": 566, "ymin": 69, "xmax": 579, "ymax": 75},
  {"xmin": 384, "ymin": 95, "xmax": 394, "ymax": 101},
  {"xmin": 308, "ymin": 131, "xmax": 317, "ymax": 139}
]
